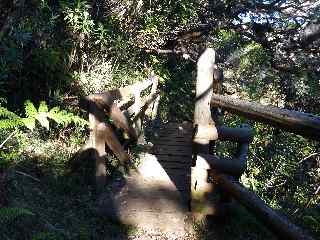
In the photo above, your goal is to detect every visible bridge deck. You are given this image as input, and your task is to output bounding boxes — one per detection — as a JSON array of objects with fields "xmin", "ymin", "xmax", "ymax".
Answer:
[{"xmin": 98, "ymin": 122, "xmax": 193, "ymax": 236}]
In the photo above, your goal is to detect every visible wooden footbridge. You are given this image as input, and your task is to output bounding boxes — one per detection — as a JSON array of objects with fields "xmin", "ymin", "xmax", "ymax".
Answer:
[{"xmin": 79, "ymin": 48, "xmax": 319, "ymax": 239}]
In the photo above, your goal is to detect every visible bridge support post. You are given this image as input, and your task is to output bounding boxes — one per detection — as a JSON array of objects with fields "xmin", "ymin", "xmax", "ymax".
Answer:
[
  {"xmin": 88, "ymin": 102, "xmax": 107, "ymax": 190},
  {"xmin": 192, "ymin": 48, "xmax": 219, "ymax": 219}
]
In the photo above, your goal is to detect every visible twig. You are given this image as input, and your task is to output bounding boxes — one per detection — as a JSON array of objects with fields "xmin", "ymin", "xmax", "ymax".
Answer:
[
  {"xmin": 293, "ymin": 185, "xmax": 320, "ymax": 217},
  {"xmin": 298, "ymin": 152, "xmax": 319, "ymax": 164},
  {"xmin": 0, "ymin": 129, "xmax": 18, "ymax": 149},
  {"xmin": 15, "ymin": 170, "xmax": 40, "ymax": 182}
]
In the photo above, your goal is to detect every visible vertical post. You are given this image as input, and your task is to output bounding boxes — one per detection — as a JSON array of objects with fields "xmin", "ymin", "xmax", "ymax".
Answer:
[
  {"xmin": 191, "ymin": 48, "xmax": 218, "ymax": 219},
  {"xmin": 211, "ymin": 65, "xmax": 224, "ymax": 125},
  {"xmin": 133, "ymin": 89, "xmax": 143, "ymax": 142},
  {"xmin": 89, "ymin": 102, "xmax": 107, "ymax": 189}
]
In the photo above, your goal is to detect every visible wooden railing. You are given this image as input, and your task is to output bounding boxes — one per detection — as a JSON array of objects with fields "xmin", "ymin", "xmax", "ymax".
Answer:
[
  {"xmin": 191, "ymin": 48, "xmax": 318, "ymax": 240},
  {"xmin": 79, "ymin": 73, "xmax": 159, "ymax": 188},
  {"xmin": 211, "ymin": 94, "xmax": 320, "ymax": 140},
  {"xmin": 76, "ymin": 48, "xmax": 317, "ymax": 239},
  {"xmin": 209, "ymin": 94, "xmax": 319, "ymax": 240}
]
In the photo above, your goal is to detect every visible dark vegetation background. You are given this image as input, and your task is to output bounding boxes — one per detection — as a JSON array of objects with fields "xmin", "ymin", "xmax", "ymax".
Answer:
[{"xmin": 0, "ymin": 0, "xmax": 319, "ymax": 239}]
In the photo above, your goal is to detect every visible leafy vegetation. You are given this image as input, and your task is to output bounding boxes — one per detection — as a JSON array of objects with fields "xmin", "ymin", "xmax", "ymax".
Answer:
[{"xmin": 0, "ymin": 0, "xmax": 319, "ymax": 239}]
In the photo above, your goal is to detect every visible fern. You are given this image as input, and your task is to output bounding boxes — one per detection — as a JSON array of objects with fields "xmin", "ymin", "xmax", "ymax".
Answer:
[
  {"xmin": 23, "ymin": 101, "xmax": 88, "ymax": 130},
  {"xmin": 24, "ymin": 100, "xmax": 38, "ymax": 119},
  {"xmin": 0, "ymin": 207, "xmax": 34, "ymax": 224},
  {"xmin": 0, "ymin": 118, "xmax": 24, "ymax": 129},
  {"xmin": 0, "ymin": 107, "xmax": 20, "ymax": 119},
  {"xmin": 0, "ymin": 100, "xmax": 88, "ymax": 130},
  {"xmin": 48, "ymin": 106, "xmax": 87, "ymax": 127},
  {"xmin": 0, "ymin": 107, "xmax": 24, "ymax": 129}
]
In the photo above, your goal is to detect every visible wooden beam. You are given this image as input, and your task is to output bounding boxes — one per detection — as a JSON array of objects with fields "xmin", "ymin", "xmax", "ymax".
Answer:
[
  {"xmin": 211, "ymin": 94, "xmax": 320, "ymax": 140},
  {"xmin": 109, "ymin": 103, "xmax": 138, "ymax": 142},
  {"xmin": 197, "ymin": 143, "xmax": 249, "ymax": 176},
  {"xmin": 102, "ymin": 123, "xmax": 130, "ymax": 165},
  {"xmin": 217, "ymin": 126, "xmax": 254, "ymax": 143},
  {"xmin": 132, "ymin": 92, "xmax": 160, "ymax": 123},
  {"xmin": 81, "ymin": 76, "xmax": 156, "ymax": 112},
  {"xmin": 194, "ymin": 48, "xmax": 218, "ymax": 149},
  {"xmin": 214, "ymin": 173, "xmax": 314, "ymax": 240}
]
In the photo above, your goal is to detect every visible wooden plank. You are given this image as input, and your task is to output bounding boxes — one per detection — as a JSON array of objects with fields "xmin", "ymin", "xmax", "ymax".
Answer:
[
  {"xmin": 152, "ymin": 136, "xmax": 192, "ymax": 141},
  {"xmin": 211, "ymin": 94, "xmax": 320, "ymax": 140},
  {"xmin": 152, "ymin": 141, "xmax": 192, "ymax": 146},
  {"xmin": 156, "ymin": 155, "xmax": 192, "ymax": 163},
  {"xmin": 153, "ymin": 151, "xmax": 192, "ymax": 157},
  {"xmin": 153, "ymin": 145, "xmax": 192, "ymax": 153},
  {"xmin": 158, "ymin": 121, "xmax": 193, "ymax": 129}
]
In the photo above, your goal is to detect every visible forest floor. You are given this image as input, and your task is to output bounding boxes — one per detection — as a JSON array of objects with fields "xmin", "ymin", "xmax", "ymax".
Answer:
[{"xmin": 5, "ymin": 155, "xmax": 276, "ymax": 240}]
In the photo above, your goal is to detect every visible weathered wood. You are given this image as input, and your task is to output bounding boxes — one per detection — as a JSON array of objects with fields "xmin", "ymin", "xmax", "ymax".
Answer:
[
  {"xmin": 86, "ymin": 77, "xmax": 155, "ymax": 110},
  {"xmin": 132, "ymin": 91, "xmax": 160, "ymax": 123},
  {"xmin": 95, "ymin": 122, "xmax": 107, "ymax": 187},
  {"xmin": 192, "ymin": 48, "xmax": 218, "ymax": 218},
  {"xmin": 194, "ymin": 48, "xmax": 218, "ymax": 145},
  {"xmin": 109, "ymin": 103, "xmax": 138, "ymax": 142},
  {"xmin": 217, "ymin": 126, "xmax": 254, "ymax": 143},
  {"xmin": 102, "ymin": 122, "xmax": 130, "ymax": 164},
  {"xmin": 88, "ymin": 103, "xmax": 107, "ymax": 188},
  {"xmin": 152, "ymin": 145, "xmax": 192, "ymax": 156},
  {"xmin": 211, "ymin": 94, "xmax": 320, "ymax": 140},
  {"xmin": 215, "ymin": 173, "xmax": 314, "ymax": 240}
]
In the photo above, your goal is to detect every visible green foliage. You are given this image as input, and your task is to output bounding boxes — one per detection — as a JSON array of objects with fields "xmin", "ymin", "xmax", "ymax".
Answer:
[
  {"xmin": 0, "ymin": 100, "xmax": 87, "ymax": 131},
  {"xmin": 0, "ymin": 107, "xmax": 24, "ymax": 129},
  {"xmin": 32, "ymin": 231, "xmax": 64, "ymax": 240},
  {"xmin": 0, "ymin": 207, "xmax": 34, "ymax": 224},
  {"xmin": 0, "ymin": 0, "xmax": 319, "ymax": 238},
  {"xmin": 61, "ymin": 0, "xmax": 94, "ymax": 35},
  {"xmin": 239, "ymin": 43, "xmax": 271, "ymax": 74}
]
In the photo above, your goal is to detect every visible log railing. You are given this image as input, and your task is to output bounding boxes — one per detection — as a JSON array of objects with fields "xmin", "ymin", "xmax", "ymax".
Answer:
[
  {"xmin": 211, "ymin": 94, "xmax": 320, "ymax": 140},
  {"xmin": 80, "ymin": 73, "xmax": 159, "ymax": 188},
  {"xmin": 192, "ymin": 48, "xmax": 317, "ymax": 240}
]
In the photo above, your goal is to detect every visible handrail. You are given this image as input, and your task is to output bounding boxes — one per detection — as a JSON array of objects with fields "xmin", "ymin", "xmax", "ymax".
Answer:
[
  {"xmin": 78, "ymin": 73, "xmax": 159, "ymax": 188},
  {"xmin": 211, "ymin": 94, "xmax": 320, "ymax": 140},
  {"xmin": 191, "ymin": 48, "xmax": 316, "ymax": 240},
  {"xmin": 212, "ymin": 172, "xmax": 314, "ymax": 240}
]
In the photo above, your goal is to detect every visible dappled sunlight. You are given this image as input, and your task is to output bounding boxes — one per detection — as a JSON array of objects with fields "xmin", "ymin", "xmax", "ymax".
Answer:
[{"xmin": 97, "ymin": 122, "xmax": 195, "ymax": 237}]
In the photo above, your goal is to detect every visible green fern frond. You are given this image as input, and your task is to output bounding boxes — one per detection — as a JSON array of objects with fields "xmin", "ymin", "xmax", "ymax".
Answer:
[
  {"xmin": 0, "ymin": 118, "xmax": 24, "ymax": 129},
  {"xmin": 48, "ymin": 108, "xmax": 87, "ymax": 127},
  {"xmin": 38, "ymin": 101, "xmax": 48, "ymax": 113},
  {"xmin": 0, "ymin": 107, "xmax": 20, "ymax": 119},
  {"xmin": 22, "ymin": 117, "xmax": 36, "ymax": 130},
  {"xmin": 71, "ymin": 114, "xmax": 88, "ymax": 127},
  {"xmin": 24, "ymin": 100, "xmax": 37, "ymax": 119},
  {"xmin": 0, "ymin": 100, "xmax": 87, "ymax": 131},
  {"xmin": 0, "ymin": 207, "xmax": 34, "ymax": 224}
]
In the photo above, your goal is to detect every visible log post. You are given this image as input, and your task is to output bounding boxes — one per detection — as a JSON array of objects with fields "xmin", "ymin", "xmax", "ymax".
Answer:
[
  {"xmin": 191, "ymin": 48, "xmax": 218, "ymax": 219},
  {"xmin": 88, "ymin": 101, "xmax": 107, "ymax": 189}
]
